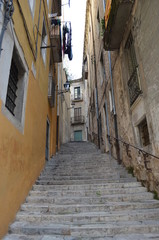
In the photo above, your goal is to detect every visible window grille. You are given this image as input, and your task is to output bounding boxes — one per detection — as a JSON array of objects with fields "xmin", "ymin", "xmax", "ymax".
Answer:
[
  {"xmin": 5, "ymin": 60, "xmax": 18, "ymax": 115},
  {"xmin": 125, "ymin": 32, "xmax": 142, "ymax": 106}
]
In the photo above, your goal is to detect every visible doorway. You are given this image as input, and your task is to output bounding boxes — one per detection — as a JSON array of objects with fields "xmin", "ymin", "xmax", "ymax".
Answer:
[
  {"xmin": 45, "ymin": 119, "xmax": 50, "ymax": 161},
  {"xmin": 74, "ymin": 130, "xmax": 82, "ymax": 141}
]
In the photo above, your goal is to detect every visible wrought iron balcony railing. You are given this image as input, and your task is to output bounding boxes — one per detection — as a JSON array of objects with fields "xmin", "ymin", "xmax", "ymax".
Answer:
[
  {"xmin": 71, "ymin": 115, "xmax": 85, "ymax": 125},
  {"xmin": 128, "ymin": 66, "xmax": 142, "ymax": 106},
  {"xmin": 72, "ymin": 93, "xmax": 83, "ymax": 101}
]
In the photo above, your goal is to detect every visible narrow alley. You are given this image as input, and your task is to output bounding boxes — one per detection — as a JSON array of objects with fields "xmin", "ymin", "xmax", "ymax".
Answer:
[
  {"xmin": 4, "ymin": 142, "xmax": 159, "ymax": 239},
  {"xmin": 1, "ymin": 0, "xmax": 159, "ymax": 239}
]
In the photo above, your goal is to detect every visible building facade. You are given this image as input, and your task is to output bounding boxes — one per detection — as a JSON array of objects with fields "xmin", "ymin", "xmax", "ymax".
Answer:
[
  {"xmin": 70, "ymin": 78, "xmax": 87, "ymax": 142},
  {"xmin": 0, "ymin": 0, "xmax": 62, "ymax": 237},
  {"xmin": 84, "ymin": 0, "xmax": 159, "ymax": 195}
]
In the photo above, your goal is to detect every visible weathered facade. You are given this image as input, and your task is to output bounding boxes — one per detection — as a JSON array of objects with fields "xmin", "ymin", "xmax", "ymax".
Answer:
[
  {"xmin": 84, "ymin": 0, "xmax": 159, "ymax": 195},
  {"xmin": 58, "ymin": 67, "xmax": 71, "ymax": 146},
  {"xmin": 70, "ymin": 78, "xmax": 87, "ymax": 142},
  {"xmin": 0, "ymin": 0, "xmax": 61, "ymax": 237}
]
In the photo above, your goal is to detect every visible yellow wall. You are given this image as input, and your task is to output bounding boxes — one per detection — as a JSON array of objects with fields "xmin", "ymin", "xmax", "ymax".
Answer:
[{"xmin": 0, "ymin": 1, "xmax": 58, "ymax": 237}]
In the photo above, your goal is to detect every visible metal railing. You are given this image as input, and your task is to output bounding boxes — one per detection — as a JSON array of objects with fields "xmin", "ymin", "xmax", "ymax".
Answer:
[
  {"xmin": 72, "ymin": 93, "xmax": 83, "ymax": 101},
  {"xmin": 128, "ymin": 66, "xmax": 142, "ymax": 106},
  {"xmin": 71, "ymin": 115, "xmax": 85, "ymax": 125},
  {"xmin": 108, "ymin": 134, "xmax": 159, "ymax": 171}
]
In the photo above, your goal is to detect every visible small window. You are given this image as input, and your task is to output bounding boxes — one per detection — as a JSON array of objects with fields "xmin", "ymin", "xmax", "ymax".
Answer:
[
  {"xmin": 28, "ymin": 0, "xmax": 35, "ymax": 17},
  {"xmin": 97, "ymin": 9, "xmax": 100, "ymax": 38},
  {"xmin": 74, "ymin": 87, "xmax": 80, "ymax": 100},
  {"xmin": 109, "ymin": 90, "xmax": 113, "ymax": 112},
  {"xmin": 103, "ymin": 0, "xmax": 106, "ymax": 11},
  {"xmin": 41, "ymin": 17, "xmax": 48, "ymax": 64},
  {"xmin": 138, "ymin": 118, "xmax": 150, "ymax": 147},
  {"xmin": 47, "ymin": 0, "xmax": 49, "ymax": 8},
  {"xmin": 100, "ymin": 51, "xmax": 106, "ymax": 85}
]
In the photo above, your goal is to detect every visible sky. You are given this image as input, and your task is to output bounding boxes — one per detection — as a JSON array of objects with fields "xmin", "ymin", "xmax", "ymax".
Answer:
[{"xmin": 62, "ymin": 0, "xmax": 86, "ymax": 80}]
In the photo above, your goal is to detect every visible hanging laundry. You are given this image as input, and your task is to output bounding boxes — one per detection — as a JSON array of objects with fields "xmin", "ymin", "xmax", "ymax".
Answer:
[
  {"xmin": 51, "ymin": 19, "xmax": 61, "ymax": 26},
  {"xmin": 63, "ymin": 22, "xmax": 73, "ymax": 61}
]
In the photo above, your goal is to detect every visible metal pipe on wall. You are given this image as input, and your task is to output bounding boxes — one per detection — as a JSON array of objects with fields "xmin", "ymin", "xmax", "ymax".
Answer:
[{"xmin": 108, "ymin": 51, "xmax": 121, "ymax": 163}]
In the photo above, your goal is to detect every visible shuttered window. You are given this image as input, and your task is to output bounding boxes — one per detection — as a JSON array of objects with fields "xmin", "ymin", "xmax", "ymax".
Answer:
[{"xmin": 5, "ymin": 60, "xmax": 18, "ymax": 115}]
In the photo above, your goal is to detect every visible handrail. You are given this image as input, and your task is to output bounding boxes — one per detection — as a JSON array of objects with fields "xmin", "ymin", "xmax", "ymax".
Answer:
[{"xmin": 108, "ymin": 135, "xmax": 159, "ymax": 160}]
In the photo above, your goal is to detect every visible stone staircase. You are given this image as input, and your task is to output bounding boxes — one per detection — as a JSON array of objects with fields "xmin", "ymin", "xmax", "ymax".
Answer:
[{"xmin": 4, "ymin": 142, "xmax": 159, "ymax": 239}]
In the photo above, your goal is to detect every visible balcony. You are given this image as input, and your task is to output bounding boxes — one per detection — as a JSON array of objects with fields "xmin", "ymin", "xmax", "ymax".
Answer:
[
  {"xmin": 72, "ymin": 93, "xmax": 83, "ymax": 102},
  {"xmin": 50, "ymin": 20, "xmax": 62, "ymax": 63},
  {"xmin": 103, "ymin": 0, "xmax": 135, "ymax": 50},
  {"xmin": 52, "ymin": 0, "xmax": 61, "ymax": 17},
  {"xmin": 71, "ymin": 115, "xmax": 85, "ymax": 125}
]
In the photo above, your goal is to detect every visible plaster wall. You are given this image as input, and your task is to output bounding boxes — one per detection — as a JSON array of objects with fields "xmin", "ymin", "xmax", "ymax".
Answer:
[{"xmin": 0, "ymin": 1, "xmax": 57, "ymax": 237}]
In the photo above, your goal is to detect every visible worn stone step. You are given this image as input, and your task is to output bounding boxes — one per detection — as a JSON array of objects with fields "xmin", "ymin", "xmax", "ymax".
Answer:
[
  {"xmin": 37, "ymin": 174, "xmax": 126, "ymax": 181},
  {"xmin": 9, "ymin": 220, "xmax": 159, "ymax": 236},
  {"xmin": 16, "ymin": 208, "xmax": 159, "ymax": 224},
  {"xmin": 32, "ymin": 181, "xmax": 141, "ymax": 191},
  {"xmin": 4, "ymin": 233, "xmax": 159, "ymax": 240},
  {"xmin": 36, "ymin": 178, "xmax": 136, "ymax": 185},
  {"xmin": 26, "ymin": 192, "xmax": 153, "ymax": 204},
  {"xmin": 71, "ymin": 221, "xmax": 159, "ymax": 237},
  {"xmin": 29, "ymin": 186, "xmax": 147, "ymax": 198},
  {"xmin": 21, "ymin": 200, "xmax": 159, "ymax": 215}
]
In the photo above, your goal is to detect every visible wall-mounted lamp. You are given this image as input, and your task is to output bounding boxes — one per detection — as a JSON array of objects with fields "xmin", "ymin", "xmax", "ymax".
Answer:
[{"xmin": 57, "ymin": 80, "xmax": 70, "ymax": 95}]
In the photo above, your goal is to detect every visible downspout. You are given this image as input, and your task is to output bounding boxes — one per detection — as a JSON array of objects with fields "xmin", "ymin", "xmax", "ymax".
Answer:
[
  {"xmin": 89, "ymin": 1, "xmax": 100, "ymax": 148},
  {"xmin": 108, "ymin": 51, "xmax": 121, "ymax": 163},
  {"xmin": 104, "ymin": 97, "xmax": 111, "ymax": 159}
]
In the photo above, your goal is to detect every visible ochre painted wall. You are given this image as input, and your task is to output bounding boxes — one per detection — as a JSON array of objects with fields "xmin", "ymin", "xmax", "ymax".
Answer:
[{"xmin": 0, "ymin": 1, "xmax": 58, "ymax": 237}]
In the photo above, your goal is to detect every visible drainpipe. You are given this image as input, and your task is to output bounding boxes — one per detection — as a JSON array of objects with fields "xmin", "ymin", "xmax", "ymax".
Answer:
[
  {"xmin": 0, "ymin": 0, "xmax": 14, "ymax": 56},
  {"xmin": 104, "ymin": 98, "xmax": 111, "ymax": 159},
  {"xmin": 108, "ymin": 51, "xmax": 121, "ymax": 163},
  {"xmin": 89, "ymin": 1, "xmax": 100, "ymax": 148}
]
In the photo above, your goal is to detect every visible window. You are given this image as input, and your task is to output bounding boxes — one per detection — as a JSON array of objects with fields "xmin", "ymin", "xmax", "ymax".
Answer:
[
  {"xmin": 5, "ymin": 46, "xmax": 28, "ymax": 124},
  {"xmin": 100, "ymin": 51, "xmax": 106, "ymax": 85},
  {"xmin": 138, "ymin": 118, "xmax": 150, "ymax": 147},
  {"xmin": 109, "ymin": 90, "xmax": 113, "ymax": 112},
  {"xmin": 97, "ymin": 9, "xmax": 100, "ymax": 38},
  {"xmin": 5, "ymin": 59, "xmax": 18, "ymax": 115},
  {"xmin": 125, "ymin": 32, "xmax": 142, "ymax": 106},
  {"xmin": 28, "ymin": 0, "xmax": 35, "ymax": 17},
  {"xmin": 103, "ymin": 0, "xmax": 106, "ymax": 11},
  {"xmin": 74, "ymin": 107, "xmax": 81, "ymax": 118},
  {"xmin": 74, "ymin": 87, "xmax": 80, "ymax": 100},
  {"xmin": 47, "ymin": 0, "xmax": 49, "ymax": 8},
  {"xmin": 41, "ymin": 17, "xmax": 48, "ymax": 64}
]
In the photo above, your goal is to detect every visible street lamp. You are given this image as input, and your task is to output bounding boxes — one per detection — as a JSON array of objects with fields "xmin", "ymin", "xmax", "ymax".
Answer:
[{"xmin": 57, "ymin": 80, "xmax": 70, "ymax": 94}]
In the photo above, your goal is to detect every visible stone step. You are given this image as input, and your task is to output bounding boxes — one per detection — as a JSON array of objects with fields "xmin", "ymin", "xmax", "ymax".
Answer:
[
  {"xmin": 25, "ymin": 192, "xmax": 153, "ymax": 204},
  {"xmin": 37, "ymin": 174, "xmax": 127, "ymax": 181},
  {"xmin": 29, "ymin": 186, "xmax": 147, "ymax": 198},
  {"xmin": 36, "ymin": 178, "xmax": 137, "ymax": 185},
  {"xmin": 21, "ymin": 200, "xmax": 159, "ymax": 215},
  {"xmin": 41, "ymin": 168, "xmax": 127, "ymax": 176},
  {"xmin": 16, "ymin": 208, "xmax": 159, "ymax": 224},
  {"xmin": 9, "ymin": 220, "xmax": 159, "ymax": 236},
  {"xmin": 32, "ymin": 181, "xmax": 141, "ymax": 191},
  {"xmin": 4, "ymin": 233, "xmax": 159, "ymax": 240}
]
